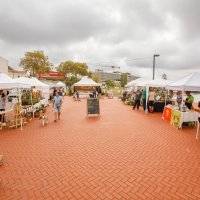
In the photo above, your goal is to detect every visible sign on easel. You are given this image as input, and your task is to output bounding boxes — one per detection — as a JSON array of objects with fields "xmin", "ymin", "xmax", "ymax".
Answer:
[{"xmin": 87, "ymin": 98, "xmax": 100, "ymax": 116}]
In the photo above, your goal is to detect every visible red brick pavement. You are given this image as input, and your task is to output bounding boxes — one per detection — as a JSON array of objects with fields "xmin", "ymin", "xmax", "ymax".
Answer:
[{"xmin": 0, "ymin": 97, "xmax": 200, "ymax": 200}]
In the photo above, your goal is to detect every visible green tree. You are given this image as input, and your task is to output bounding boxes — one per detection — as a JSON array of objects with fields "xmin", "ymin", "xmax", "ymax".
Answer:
[
  {"xmin": 105, "ymin": 79, "xmax": 115, "ymax": 87},
  {"xmin": 121, "ymin": 73, "xmax": 127, "ymax": 87},
  {"xmin": 57, "ymin": 60, "xmax": 91, "ymax": 77},
  {"xmin": 20, "ymin": 50, "xmax": 52, "ymax": 76},
  {"xmin": 92, "ymin": 74, "xmax": 99, "ymax": 83},
  {"xmin": 57, "ymin": 61, "xmax": 92, "ymax": 95},
  {"xmin": 65, "ymin": 76, "xmax": 80, "ymax": 95},
  {"xmin": 65, "ymin": 76, "xmax": 80, "ymax": 87}
]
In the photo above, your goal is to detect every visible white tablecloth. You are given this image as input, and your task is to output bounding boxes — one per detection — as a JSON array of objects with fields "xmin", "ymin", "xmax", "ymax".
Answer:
[
  {"xmin": 179, "ymin": 111, "xmax": 200, "ymax": 140},
  {"xmin": 180, "ymin": 111, "xmax": 199, "ymax": 124}
]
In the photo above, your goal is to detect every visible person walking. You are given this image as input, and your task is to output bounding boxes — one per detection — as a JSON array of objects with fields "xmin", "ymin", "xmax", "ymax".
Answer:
[
  {"xmin": 133, "ymin": 89, "xmax": 142, "ymax": 110},
  {"xmin": 52, "ymin": 91, "xmax": 63, "ymax": 122},
  {"xmin": 176, "ymin": 91, "xmax": 182, "ymax": 109}
]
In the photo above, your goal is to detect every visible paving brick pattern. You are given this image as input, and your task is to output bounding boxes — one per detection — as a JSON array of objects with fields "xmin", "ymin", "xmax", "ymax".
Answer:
[{"xmin": 0, "ymin": 97, "xmax": 200, "ymax": 199}]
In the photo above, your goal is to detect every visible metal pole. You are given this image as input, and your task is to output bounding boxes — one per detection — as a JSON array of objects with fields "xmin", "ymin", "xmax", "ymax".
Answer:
[
  {"xmin": 153, "ymin": 56, "xmax": 155, "ymax": 80},
  {"xmin": 152, "ymin": 54, "xmax": 160, "ymax": 80}
]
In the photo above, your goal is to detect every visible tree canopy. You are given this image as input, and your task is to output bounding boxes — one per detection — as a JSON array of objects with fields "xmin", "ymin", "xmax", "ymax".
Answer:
[
  {"xmin": 121, "ymin": 73, "xmax": 128, "ymax": 87},
  {"xmin": 65, "ymin": 76, "xmax": 80, "ymax": 87},
  {"xmin": 20, "ymin": 50, "xmax": 52, "ymax": 76},
  {"xmin": 57, "ymin": 61, "xmax": 91, "ymax": 77},
  {"xmin": 105, "ymin": 79, "xmax": 115, "ymax": 87}
]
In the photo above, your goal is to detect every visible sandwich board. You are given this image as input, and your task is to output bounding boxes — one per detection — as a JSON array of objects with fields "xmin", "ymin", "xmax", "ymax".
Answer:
[{"xmin": 87, "ymin": 98, "xmax": 100, "ymax": 116}]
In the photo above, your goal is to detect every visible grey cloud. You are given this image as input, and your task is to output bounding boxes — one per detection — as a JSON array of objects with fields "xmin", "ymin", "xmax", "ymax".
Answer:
[{"xmin": 0, "ymin": 0, "xmax": 200, "ymax": 80}]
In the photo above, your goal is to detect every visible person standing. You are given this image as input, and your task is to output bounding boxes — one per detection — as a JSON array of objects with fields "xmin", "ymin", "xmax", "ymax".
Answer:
[
  {"xmin": 176, "ymin": 91, "xmax": 182, "ymax": 109},
  {"xmin": 142, "ymin": 88, "xmax": 146, "ymax": 111},
  {"xmin": 133, "ymin": 89, "xmax": 142, "ymax": 110},
  {"xmin": 184, "ymin": 91, "xmax": 194, "ymax": 110},
  {"xmin": 53, "ymin": 88, "xmax": 57, "ymax": 97},
  {"xmin": 0, "ymin": 91, "xmax": 6, "ymax": 123},
  {"xmin": 148, "ymin": 87, "xmax": 155, "ymax": 113},
  {"xmin": 52, "ymin": 91, "xmax": 63, "ymax": 122},
  {"xmin": 76, "ymin": 91, "xmax": 80, "ymax": 101},
  {"xmin": 92, "ymin": 87, "xmax": 97, "ymax": 98}
]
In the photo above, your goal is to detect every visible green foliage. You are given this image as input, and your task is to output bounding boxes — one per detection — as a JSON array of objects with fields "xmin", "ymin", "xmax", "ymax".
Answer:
[
  {"xmin": 103, "ymin": 87, "xmax": 122, "ymax": 95},
  {"xmin": 105, "ymin": 79, "xmax": 115, "ymax": 87},
  {"xmin": 57, "ymin": 60, "xmax": 91, "ymax": 77},
  {"xmin": 65, "ymin": 76, "xmax": 80, "ymax": 87},
  {"xmin": 20, "ymin": 50, "xmax": 52, "ymax": 76},
  {"xmin": 65, "ymin": 76, "xmax": 80, "ymax": 96},
  {"xmin": 92, "ymin": 74, "xmax": 99, "ymax": 83},
  {"xmin": 121, "ymin": 73, "xmax": 128, "ymax": 87}
]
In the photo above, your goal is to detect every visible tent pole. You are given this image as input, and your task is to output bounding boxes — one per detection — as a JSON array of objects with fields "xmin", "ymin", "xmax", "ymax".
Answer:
[
  {"xmin": 179, "ymin": 89, "xmax": 184, "ymax": 129},
  {"xmin": 162, "ymin": 89, "xmax": 168, "ymax": 119},
  {"xmin": 145, "ymin": 86, "xmax": 149, "ymax": 114},
  {"xmin": 30, "ymin": 88, "xmax": 34, "ymax": 119}
]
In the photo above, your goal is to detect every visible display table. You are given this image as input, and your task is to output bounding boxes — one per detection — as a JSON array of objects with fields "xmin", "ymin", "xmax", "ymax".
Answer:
[
  {"xmin": 153, "ymin": 101, "xmax": 172, "ymax": 112},
  {"xmin": 163, "ymin": 106, "xmax": 200, "ymax": 139}
]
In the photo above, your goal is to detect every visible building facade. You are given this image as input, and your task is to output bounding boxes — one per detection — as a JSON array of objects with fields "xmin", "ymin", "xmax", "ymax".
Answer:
[
  {"xmin": 8, "ymin": 66, "xmax": 26, "ymax": 78},
  {"xmin": 93, "ymin": 71, "xmax": 121, "ymax": 82},
  {"xmin": 92, "ymin": 70, "xmax": 138, "ymax": 83},
  {"xmin": 0, "ymin": 57, "xmax": 8, "ymax": 74}
]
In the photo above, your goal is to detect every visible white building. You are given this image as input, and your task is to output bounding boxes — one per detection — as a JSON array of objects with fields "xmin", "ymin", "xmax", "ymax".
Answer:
[{"xmin": 0, "ymin": 57, "xmax": 8, "ymax": 74}]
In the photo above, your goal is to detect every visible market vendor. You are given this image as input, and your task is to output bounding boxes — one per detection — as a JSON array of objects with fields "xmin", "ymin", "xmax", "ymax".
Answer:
[
  {"xmin": 184, "ymin": 91, "xmax": 194, "ymax": 110},
  {"xmin": 176, "ymin": 91, "xmax": 182, "ymax": 108},
  {"xmin": 148, "ymin": 87, "xmax": 155, "ymax": 112},
  {"xmin": 0, "ymin": 90, "xmax": 6, "ymax": 123}
]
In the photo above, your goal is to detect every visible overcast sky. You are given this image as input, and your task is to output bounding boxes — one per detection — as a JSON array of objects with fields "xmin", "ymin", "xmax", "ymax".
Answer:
[{"xmin": 0, "ymin": 0, "xmax": 200, "ymax": 80}]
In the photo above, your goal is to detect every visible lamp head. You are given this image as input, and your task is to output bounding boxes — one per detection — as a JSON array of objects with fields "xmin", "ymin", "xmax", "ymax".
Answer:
[{"xmin": 154, "ymin": 54, "xmax": 160, "ymax": 57}]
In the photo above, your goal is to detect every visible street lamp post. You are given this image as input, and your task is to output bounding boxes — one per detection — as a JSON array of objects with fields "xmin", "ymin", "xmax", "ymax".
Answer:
[{"xmin": 153, "ymin": 54, "xmax": 160, "ymax": 80}]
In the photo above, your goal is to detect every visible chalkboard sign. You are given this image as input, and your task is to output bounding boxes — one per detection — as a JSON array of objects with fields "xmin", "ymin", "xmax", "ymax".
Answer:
[{"xmin": 87, "ymin": 98, "xmax": 100, "ymax": 116}]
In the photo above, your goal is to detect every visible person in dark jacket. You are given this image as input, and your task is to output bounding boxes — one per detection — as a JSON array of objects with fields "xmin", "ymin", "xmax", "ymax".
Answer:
[{"xmin": 133, "ymin": 89, "xmax": 142, "ymax": 110}]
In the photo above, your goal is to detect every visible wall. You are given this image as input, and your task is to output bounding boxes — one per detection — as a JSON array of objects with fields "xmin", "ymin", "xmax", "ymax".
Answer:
[{"xmin": 0, "ymin": 57, "xmax": 8, "ymax": 74}]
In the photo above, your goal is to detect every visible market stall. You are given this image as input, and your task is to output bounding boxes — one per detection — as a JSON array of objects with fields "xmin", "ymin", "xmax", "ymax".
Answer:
[
  {"xmin": 72, "ymin": 76, "xmax": 101, "ymax": 98},
  {"xmin": 125, "ymin": 77, "xmax": 151, "ymax": 91},
  {"xmin": 165, "ymin": 72, "xmax": 200, "ymax": 139},
  {"xmin": 0, "ymin": 73, "xmax": 27, "ymax": 130},
  {"xmin": 15, "ymin": 77, "xmax": 49, "ymax": 118},
  {"xmin": 31, "ymin": 78, "xmax": 50, "ymax": 105},
  {"xmin": 136, "ymin": 79, "xmax": 173, "ymax": 113},
  {"xmin": 56, "ymin": 81, "xmax": 66, "ymax": 88}
]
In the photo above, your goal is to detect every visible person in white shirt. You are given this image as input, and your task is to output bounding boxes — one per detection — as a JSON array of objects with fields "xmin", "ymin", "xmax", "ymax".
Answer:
[{"xmin": 148, "ymin": 87, "xmax": 155, "ymax": 113}]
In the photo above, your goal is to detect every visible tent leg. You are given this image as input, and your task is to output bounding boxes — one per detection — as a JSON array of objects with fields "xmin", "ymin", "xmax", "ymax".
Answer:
[{"xmin": 196, "ymin": 122, "xmax": 199, "ymax": 140}]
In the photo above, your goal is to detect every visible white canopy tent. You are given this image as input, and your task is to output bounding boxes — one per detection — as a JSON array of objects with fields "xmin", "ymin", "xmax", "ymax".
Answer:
[
  {"xmin": 31, "ymin": 78, "xmax": 50, "ymax": 104},
  {"xmin": 125, "ymin": 77, "xmax": 151, "ymax": 87},
  {"xmin": 73, "ymin": 76, "xmax": 101, "ymax": 87},
  {"xmin": 166, "ymin": 72, "xmax": 200, "ymax": 91},
  {"xmin": 166, "ymin": 72, "xmax": 200, "ymax": 140},
  {"xmin": 0, "ymin": 73, "xmax": 20, "ymax": 89},
  {"xmin": 73, "ymin": 76, "xmax": 101, "ymax": 98},
  {"xmin": 15, "ymin": 77, "xmax": 50, "ymax": 104},
  {"xmin": 56, "ymin": 81, "xmax": 65, "ymax": 87},
  {"xmin": 136, "ymin": 79, "xmax": 173, "ymax": 114},
  {"xmin": 125, "ymin": 77, "xmax": 151, "ymax": 91},
  {"xmin": 15, "ymin": 77, "xmax": 40, "ymax": 87},
  {"xmin": 136, "ymin": 79, "xmax": 173, "ymax": 88},
  {"xmin": 15, "ymin": 77, "xmax": 49, "ymax": 104},
  {"xmin": 14, "ymin": 77, "xmax": 32, "ymax": 89}
]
